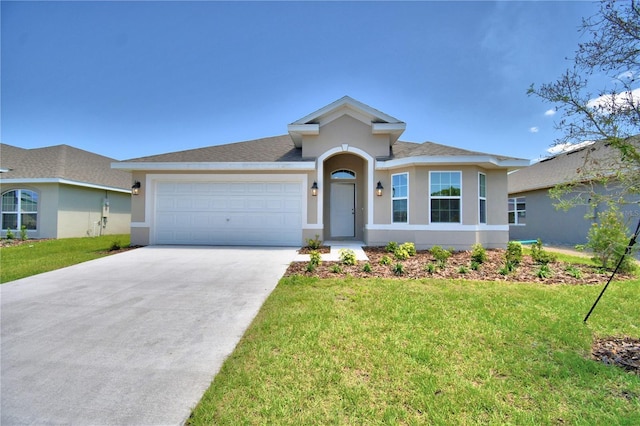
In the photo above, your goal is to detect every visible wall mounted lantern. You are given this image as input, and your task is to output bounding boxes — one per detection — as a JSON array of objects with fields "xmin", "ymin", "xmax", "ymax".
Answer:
[
  {"xmin": 311, "ymin": 181, "xmax": 318, "ymax": 196},
  {"xmin": 376, "ymin": 181, "xmax": 384, "ymax": 196},
  {"xmin": 131, "ymin": 181, "xmax": 141, "ymax": 195}
]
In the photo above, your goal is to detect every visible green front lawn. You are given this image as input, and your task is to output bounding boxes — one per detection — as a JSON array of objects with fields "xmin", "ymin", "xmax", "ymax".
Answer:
[
  {"xmin": 0, "ymin": 234, "xmax": 131, "ymax": 283},
  {"xmin": 189, "ymin": 276, "xmax": 640, "ymax": 425}
]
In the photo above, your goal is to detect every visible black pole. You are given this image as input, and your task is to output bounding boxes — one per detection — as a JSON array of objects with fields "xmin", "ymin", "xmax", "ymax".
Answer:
[{"xmin": 584, "ymin": 216, "xmax": 640, "ymax": 323}]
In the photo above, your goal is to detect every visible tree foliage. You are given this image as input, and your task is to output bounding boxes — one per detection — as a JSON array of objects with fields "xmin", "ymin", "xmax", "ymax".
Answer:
[{"xmin": 528, "ymin": 0, "xmax": 640, "ymax": 209}]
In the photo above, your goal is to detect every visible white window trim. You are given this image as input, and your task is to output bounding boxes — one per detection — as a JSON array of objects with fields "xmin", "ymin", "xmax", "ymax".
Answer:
[
  {"xmin": 479, "ymin": 172, "xmax": 487, "ymax": 224},
  {"xmin": 391, "ymin": 172, "xmax": 409, "ymax": 224},
  {"xmin": 429, "ymin": 171, "xmax": 462, "ymax": 224},
  {"xmin": 508, "ymin": 196, "xmax": 526, "ymax": 225},
  {"xmin": 1, "ymin": 188, "xmax": 39, "ymax": 231}
]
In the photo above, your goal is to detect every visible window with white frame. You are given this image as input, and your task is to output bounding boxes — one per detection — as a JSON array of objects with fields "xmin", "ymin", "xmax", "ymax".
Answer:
[
  {"xmin": 430, "ymin": 171, "xmax": 461, "ymax": 223},
  {"xmin": 479, "ymin": 173, "xmax": 487, "ymax": 224},
  {"xmin": 508, "ymin": 197, "xmax": 526, "ymax": 225},
  {"xmin": 392, "ymin": 173, "xmax": 408, "ymax": 223},
  {"xmin": 1, "ymin": 189, "xmax": 38, "ymax": 231}
]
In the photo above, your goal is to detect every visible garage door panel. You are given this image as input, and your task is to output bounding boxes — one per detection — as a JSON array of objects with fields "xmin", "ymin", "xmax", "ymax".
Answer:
[{"xmin": 154, "ymin": 179, "xmax": 303, "ymax": 246}]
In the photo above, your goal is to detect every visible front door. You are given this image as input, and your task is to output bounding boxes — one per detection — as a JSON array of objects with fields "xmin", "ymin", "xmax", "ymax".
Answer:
[{"xmin": 330, "ymin": 183, "xmax": 355, "ymax": 238}]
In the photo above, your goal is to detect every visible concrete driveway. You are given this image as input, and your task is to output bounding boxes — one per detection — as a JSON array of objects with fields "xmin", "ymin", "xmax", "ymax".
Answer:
[{"xmin": 1, "ymin": 246, "xmax": 298, "ymax": 425}]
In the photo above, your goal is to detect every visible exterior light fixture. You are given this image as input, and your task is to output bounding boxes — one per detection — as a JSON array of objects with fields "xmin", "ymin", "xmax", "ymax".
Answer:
[
  {"xmin": 376, "ymin": 181, "xmax": 384, "ymax": 196},
  {"xmin": 131, "ymin": 181, "xmax": 141, "ymax": 195},
  {"xmin": 311, "ymin": 181, "xmax": 318, "ymax": 196}
]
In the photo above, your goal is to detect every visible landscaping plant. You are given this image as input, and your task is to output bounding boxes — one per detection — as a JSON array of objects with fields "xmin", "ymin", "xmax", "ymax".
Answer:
[
  {"xmin": 530, "ymin": 239, "xmax": 557, "ymax": 264},
  {"xmin": 339, "ymin": 249, "xmax": 357, "ymax": 266},
  {"xmin": 429, "ymin": 245, "xmax": 451, "ymax": 268},
  {"xmin": 577, "ymin": 207, "xmax": 637, "ymax": 273}
]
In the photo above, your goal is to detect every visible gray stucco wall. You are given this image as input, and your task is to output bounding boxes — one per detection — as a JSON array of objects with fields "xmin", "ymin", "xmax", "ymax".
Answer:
[{"xmin": 509, "ymin": 187, "xmax": 640, "ymax": 247}]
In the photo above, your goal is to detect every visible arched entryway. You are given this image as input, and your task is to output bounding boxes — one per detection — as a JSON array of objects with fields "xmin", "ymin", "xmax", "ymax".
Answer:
[{"xmin": 322, "ymin": 153, "xmax": 366, "ymax": 241}]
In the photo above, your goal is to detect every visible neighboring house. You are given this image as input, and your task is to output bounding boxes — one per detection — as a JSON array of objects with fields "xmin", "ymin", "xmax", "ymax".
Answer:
[
  {"xmin": 112, "ymin": 96, "xmax": 528, "ymax": 249},
  {"xmin": 1, "ymin": 143, "xmax": 132, "ymax": 239},
  {"xmin": 508, "ymin": 139, "xmax": 640, "ymax": 246}
]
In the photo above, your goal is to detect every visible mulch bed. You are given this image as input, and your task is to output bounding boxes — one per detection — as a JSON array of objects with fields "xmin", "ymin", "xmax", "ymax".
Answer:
[
  {"xmin": 287, "ymin": 247, "xmax": 633, "ymax": 285},
  {"xmin": 592, "ymin": 337, "xmax": 640, "ymax": 376}
]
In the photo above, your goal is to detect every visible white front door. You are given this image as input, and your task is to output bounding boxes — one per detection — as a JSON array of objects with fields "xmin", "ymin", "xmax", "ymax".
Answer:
[{"xmin": 330, "ymin": 183, "xmax": 355, "ymax": 238}]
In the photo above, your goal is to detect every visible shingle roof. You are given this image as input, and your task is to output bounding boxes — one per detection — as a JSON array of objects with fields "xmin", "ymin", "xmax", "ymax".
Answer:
[
  {"xmin": 390, "ymin": 140, "xmax": 521, "ymax": 161},
  {"xmin": 508, "ymin": 138, "xmax": 638, "ymax": 194},
  {"xmin": 1, "ymin": 143, "xmax": 131, "ymax": 190},
  {"xmin": 122, "ymin": 135, "xmax": 526, "ymax": 164},
  {"xmin": 123, "ymin": 135, "xmax": 306, "ymax": 162}
]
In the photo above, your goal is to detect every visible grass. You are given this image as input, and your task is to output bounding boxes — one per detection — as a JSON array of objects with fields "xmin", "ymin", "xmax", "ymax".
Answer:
[
  {"xmin": 189, "ymin": 275, "xmax": 640, "ymax": 425},
  {"xmin": 0, "ymin": 234, "xmax": 130, "ymax": 283}
]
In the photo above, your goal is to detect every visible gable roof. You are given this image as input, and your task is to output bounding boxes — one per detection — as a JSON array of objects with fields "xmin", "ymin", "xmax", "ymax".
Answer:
[
  {"xmin": 508, "ymin": 138, "xmax": 638, "ymax": 194},
  {"xmin": 1, "ymin": 143, "xmax": 132, "ymax": 192},
  {"xmin": 287, "ymin": 96, "xmax": 406, "ymax": 147}
]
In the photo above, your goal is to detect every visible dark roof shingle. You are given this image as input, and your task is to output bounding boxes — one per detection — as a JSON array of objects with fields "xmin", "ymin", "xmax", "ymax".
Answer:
[{"xmin": 1, "ymin": 144, "xmax": 131, "ymax": 190}]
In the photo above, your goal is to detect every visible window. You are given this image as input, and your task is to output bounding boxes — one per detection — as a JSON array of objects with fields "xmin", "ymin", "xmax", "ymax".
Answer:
[
  {"xmin": 430, "ymin": 171, "xmax": 461, "ymax": 223},
  {"xmin": 331, "ymin": 169, "xmax": 355, "ymax": 179},
  {"xmin": 508, "ymin": 197, "xmax": 526, "ymax": 225},
  {"xmin": 479, "ymin": 173, "xmax": 486, "ymax": 224},
  {"xmin": 392, "ymin": 173, "xmax": 408, "ymax": 223},
  {"xmin": 1, "ymin": 189, "xmax": 38, "ymax": 231}
]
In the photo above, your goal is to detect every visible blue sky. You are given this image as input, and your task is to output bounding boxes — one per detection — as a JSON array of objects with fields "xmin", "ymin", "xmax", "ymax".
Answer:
[{"xmin": 1, "ymin": 1, "xmax": 600, "ymax": 162}]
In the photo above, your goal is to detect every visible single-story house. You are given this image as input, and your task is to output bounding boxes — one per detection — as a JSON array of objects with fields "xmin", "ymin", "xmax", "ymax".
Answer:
[
  {"xmin": 1, "ymin": 143, "xmax": 132, "ymax": 239},
  {"xmin": 508, "ymin": 139, "xmax": 640, "ymax": 246},
  {"xmin": 113, "ymin": 96, "xmax": 528, "ymax": 249}
]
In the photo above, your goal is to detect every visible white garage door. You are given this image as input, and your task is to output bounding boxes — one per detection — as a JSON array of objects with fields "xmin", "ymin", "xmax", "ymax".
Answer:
[{"xmin": 154, "ymin": 180, "xmax": 302, "ymax": 246}]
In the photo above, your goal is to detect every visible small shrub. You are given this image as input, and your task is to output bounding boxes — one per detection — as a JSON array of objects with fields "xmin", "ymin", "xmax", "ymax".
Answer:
[
  {"xmin": 470, "ymin": 243, "xmax": 488, "ymax": 264},
  {"xmin": 306, "ymin": 234, "xmax": 323, "ymax": 250},
  {"xmin": 109, "ymin": 240, "xmax": 122, "ymax": 251},
  {"xmin": 536, "ymin": 264, "xmax": 552, "ymax": 279},
  {"xmin": 565, "ymin": 265, "xmax": 582, "ymax": 279},
  {"xmin": 530, "ymin": 239, "xmax": 557, "ymax": 264},
  {"xmin": 385, "ymin": 241, "xmax": 398, "ymax": 253},
  {"xmin": 505, "ymin": 241, "xmax": 523, "ymax": 266},
  {"xmin": 330, "ymin": 264, "xmax": 343, "ymax": 273},
  {"xmin": 339, "ymin": 249, "xmax": 357, "ymax": 265},
  {"xmin": 393, "ymin": 263, "xmax": 404, "ymax": 275},
  {"xmin": 362, "ymin": 262, "xmax": 372, "ymax": 273},
  {"xmin": 393, "ymin": 247, "xmax": 410, "ymax": 260},
  {"xmin": 430, "ymin": 246, "xmax": 451, "ymax": 268},
  {"xmin": 306, "ymin": 263, "xmax": 316, "ymax": 273},
  {"xmin": 458, "ymin": 265, "xmax": 469, "ymax": 274},
  {"xmin": 6, "ymin": 228, "xmax": 14, "ymax": 240},
  {"xmin": 400, "ymin": 242, "xmax": 416, "ymax": 256},
  {"xmin": 424, "ymin": 263, "xmax": 437, "ymax": 274},
  {"xmin": 499, "ymin": 261, "xmax": 516, "ymax": 276},
  {"xmin": 20, "ymin": 225, "xmax": 28, "ymax": 241},
  {"xmin": 309, "ymin": 250, "xmax": 322, "ymax": 267},
  {"xmin": 577, "ymin": 207, "xmax": 637, "ymax": 273},
  {"xmin": 379, "ymin": 255, "xmax": 392, "ymax": 265},
  {"xmin": 470, "ymin": 261, "xmax": 481, "ymax": 271}
]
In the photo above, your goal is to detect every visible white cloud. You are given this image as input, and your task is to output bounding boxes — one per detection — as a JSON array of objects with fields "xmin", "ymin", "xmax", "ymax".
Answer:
[
  {"xmin": 544, "ymin": 109, "xmax": 555, "ymax": 116},
  {"xmin": 587, "ymin": 88, "xmax": 640, "ymax": 113},
  {"xmin": 529, "ymin": 127, "xmax": 539, "ymax": 133},
  {"xmin": 546, "ymin": 140, "xmax": 595, "ymax": 155}
]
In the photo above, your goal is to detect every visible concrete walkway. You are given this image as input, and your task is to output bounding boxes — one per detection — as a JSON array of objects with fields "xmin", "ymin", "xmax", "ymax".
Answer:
[
  {"xmin": 1, "ymin": 246, "xmax": 298, "ymax": 425},
  {"xmin": 293, "ymin": 240, "xmax": 369, "ymax": 262}
]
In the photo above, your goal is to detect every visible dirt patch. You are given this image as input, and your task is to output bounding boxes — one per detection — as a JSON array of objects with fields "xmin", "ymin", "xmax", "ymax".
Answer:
[{"xmin": 286, "ymin": 247, "xmax": 633, "ymax": 285}]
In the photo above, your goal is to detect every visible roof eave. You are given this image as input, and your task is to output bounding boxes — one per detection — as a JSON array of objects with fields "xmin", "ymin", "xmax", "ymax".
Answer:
[
  {"xmin": 111, "ymin": 161, "xmax": 317, "ymax": 172},
  {"xmin": 0, "ymin": 178, "xmax": 131, "ymax": 194},
  {"xmin": 377, "ymin": 156, "xmax": 530, "ymax": 170}
]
